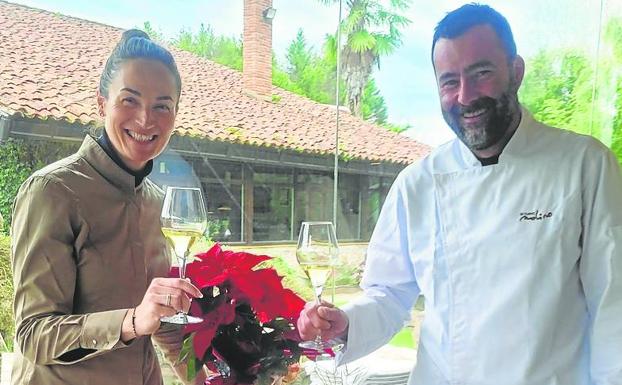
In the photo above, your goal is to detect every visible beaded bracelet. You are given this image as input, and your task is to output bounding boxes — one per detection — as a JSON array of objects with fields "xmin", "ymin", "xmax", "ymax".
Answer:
[{"xmin": 131, "ymin": 307, "xmax": 138, "ymax": 338}]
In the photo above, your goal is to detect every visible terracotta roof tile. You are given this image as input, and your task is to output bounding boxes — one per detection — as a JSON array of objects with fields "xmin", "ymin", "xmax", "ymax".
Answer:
[{"xmin": 0, "ymin": 0, "xmax": 430, "ymax": 164}]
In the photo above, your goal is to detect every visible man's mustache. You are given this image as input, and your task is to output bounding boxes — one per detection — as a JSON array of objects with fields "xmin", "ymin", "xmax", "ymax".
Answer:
[{"xmin": 451, "ymin": 96, "xmax": 497, "ymax": 116}]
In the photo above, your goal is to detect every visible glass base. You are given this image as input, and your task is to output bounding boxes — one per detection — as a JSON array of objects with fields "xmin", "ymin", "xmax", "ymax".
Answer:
[
  {"xmin": 299, "ymin": 338, "xmax": 344, "ymax": 353},
  {"xmin": 161, "ymin": 312, "xmax": 203, "ymax": 325}
]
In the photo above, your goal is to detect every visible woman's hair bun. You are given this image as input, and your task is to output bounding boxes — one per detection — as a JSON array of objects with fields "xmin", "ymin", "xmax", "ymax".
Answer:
[
  {"xmin": 120, "ymin": 29, "xmax": 151, "ymax": 43},
  {"xmin": 100, "ymin": 27, "xmax": 181, "ymax": 102}
]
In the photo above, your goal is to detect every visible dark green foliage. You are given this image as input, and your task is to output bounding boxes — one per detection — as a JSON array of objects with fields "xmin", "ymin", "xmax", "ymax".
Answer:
[
  {"xmin": 209, "ymin": 304, "xmax": 302, "ymax": 385},
  {"xmin": 0, "ymin": 139, "xmax": 78, "ymax": 233},
  {"xmin": 0, "ymin": 234, "xmax": 13, "ymax": 351},
  {"xmin": 0, "ymin": 139, "xmax": 35, "ymax": 234},
  {"xmin": 179, "ymin": 285, "xmax": 302, "ymax": 383}
]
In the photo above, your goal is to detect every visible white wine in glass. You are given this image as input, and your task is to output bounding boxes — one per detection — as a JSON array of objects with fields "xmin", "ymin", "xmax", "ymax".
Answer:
[
  {"xmin": 296, "ymin": 221, "xmax": 343, "ymax": 352},
  {"xmin": 160, "ymin": 186, "xmax": 207, "ymax": 324}
]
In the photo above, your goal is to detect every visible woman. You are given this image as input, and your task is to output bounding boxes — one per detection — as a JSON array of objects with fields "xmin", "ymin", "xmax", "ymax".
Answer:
[{"xmin": 11, "ymin": 30, "xmax": 204, "ymax": 385}]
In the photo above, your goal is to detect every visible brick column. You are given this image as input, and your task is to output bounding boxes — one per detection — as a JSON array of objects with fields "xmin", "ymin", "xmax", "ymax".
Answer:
[{"xmin": 243, "ymin": 0, "xmax": 273, "ymax": 100}]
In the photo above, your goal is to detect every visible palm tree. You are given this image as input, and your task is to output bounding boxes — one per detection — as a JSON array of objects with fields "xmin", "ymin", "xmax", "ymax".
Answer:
[{"xmin": 319, "ymin": 0, "xmax": 411, "ymax": 117}]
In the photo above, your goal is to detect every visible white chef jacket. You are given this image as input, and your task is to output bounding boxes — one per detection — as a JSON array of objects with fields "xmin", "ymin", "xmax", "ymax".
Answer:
[{"xmin": 340, "ymin": 108, "xmax": 622, "ymax": 385}]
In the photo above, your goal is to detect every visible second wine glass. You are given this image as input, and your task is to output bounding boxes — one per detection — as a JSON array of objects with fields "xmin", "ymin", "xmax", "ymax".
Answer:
[
  {"xmin": 296, "ymin": 221, "xmax": 344, "ymax": 352},
  {"xmin": 160, "ymin": 186, "xmax": 207, "ymax": 324}
]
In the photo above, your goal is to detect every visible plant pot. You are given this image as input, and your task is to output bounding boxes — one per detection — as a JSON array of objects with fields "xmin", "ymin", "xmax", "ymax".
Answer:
[{"xmin": 1, "ymin": 352, "xmax": 15, "ymax": 385}]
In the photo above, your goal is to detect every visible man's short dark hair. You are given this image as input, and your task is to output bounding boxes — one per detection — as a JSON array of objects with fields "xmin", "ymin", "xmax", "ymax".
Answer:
[{"xmin": 431, "ymin": 3, "xmax": 517, "ymax": 63}]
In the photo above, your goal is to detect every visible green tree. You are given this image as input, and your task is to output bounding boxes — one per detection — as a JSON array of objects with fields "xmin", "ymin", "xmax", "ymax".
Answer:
[
  {"xmin": 318, "ymin": 0, "xmax": 411, "ymax": 117},
  {"xmin": 142, "ymin": 21, "xmax": 164, "ymax": 42},
  {"xmin": 361, "ymin": 78, "xmax": 387, "ymax": 124},
  {"xmin": 519, "ymin": 18, "xmax": 622, "ymax": 166},
  {"xmin": 280, "ymin": 29, "xmax": 393, "ymax": 126},
  {"xmin": 601, "ymin": 17, "xmax": 622, "ymax": 165},
  {"xmin": 156, "ymin": 22, "xmax": 406, "ymax": 133},
  {"xmin": 382, "ymin": 121, "xmax": 411, "ymax": 134},
  {"xmin": 287, "ymin": 30, "xmax": 313, "ymax": 76},
  {"xmin": 173, "ymin": 23, "xmax": 243, "ymax": 70},
  {"xmin": 520, "ymin": 48, "xmax": 593, "ymax": 133},
  {"xmin": 280, "ymin": 29, "xmax": 337, "ymax": 104}
]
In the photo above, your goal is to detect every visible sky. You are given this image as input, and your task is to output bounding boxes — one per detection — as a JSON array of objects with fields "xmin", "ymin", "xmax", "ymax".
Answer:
[{"xmin": 8, "ymin": 0, "xmax": 620, "ymax": 146}]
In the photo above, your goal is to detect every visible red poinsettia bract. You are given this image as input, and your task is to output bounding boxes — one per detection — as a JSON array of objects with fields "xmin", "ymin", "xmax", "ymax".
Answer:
[{"xmin": 177, "ymin": 244, "xmax": 306, "ymax": 385}]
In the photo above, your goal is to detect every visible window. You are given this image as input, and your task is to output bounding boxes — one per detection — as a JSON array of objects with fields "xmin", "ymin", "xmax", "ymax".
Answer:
[
  {"xmin": 253, "ymin": 167, "xmax": 294, "ymax": 241},
  {"xmin": 202, "ymin": 181, "xmax": 242, "ymax": 242}
]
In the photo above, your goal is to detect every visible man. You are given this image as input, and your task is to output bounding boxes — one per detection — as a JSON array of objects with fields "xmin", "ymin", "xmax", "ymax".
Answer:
[{"xmin": 297, "ymin": 4, "xmax": 622, "ymax": 385}]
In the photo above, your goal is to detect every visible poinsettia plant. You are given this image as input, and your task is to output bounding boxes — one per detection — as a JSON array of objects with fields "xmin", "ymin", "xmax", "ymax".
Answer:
[{"xmin": 175, "ymin": 244, "xmax": 306, "ymax": 385}]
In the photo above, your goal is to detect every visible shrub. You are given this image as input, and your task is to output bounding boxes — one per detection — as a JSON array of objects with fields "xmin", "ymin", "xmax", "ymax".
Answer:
[
  {"xmin": 0, "ymin": 234, "xmax": 14, "ymax": 351},
  {"xmin": 0, "ymin": 139, "xmax": 34, "ymax": 234},
  {"xmin": 0, "ymin": 138, "xmax": 78, "ymax": 234},
  {"xmin": 334, "ymin": 263, "xmax": 363, "ymax": 287}
]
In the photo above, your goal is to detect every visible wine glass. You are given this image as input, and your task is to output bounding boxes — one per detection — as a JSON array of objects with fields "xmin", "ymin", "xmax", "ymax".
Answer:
[
  {"xmin": 296, "ymin": 221, "xmax": 344, "ymax": 352},
  {"xmin": 160, "ymin": 186, "xmax": 207, "ymax": 324}
]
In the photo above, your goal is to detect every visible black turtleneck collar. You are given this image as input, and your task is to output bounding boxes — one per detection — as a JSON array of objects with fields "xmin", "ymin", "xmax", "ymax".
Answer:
[
  {"xmin": 96, "ymin": 130, "xmax": 153, "ymax": 187},
  {"xmin": 476, "ymin": 154, "xmax": 500, "ymax": 166}
]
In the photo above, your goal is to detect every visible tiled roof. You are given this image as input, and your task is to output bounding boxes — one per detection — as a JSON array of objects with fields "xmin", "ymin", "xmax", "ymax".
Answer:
[{"xmin": 0, "ymin": 1, "xmax": 430, "ymax": 164}]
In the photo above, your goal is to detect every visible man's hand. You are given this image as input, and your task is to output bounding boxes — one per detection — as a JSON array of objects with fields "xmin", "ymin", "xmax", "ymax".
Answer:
[{"xmin": 297, "ymin": 300, "xmax": 349, "ymax": 341}]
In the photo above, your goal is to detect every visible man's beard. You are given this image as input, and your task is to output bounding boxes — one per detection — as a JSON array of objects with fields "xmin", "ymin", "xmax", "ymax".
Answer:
[{"xmin": 442, "ymin": 91, "xmax": 516, "ymax": 152}]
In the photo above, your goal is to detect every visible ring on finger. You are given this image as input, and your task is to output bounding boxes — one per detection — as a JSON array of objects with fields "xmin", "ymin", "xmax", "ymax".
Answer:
[{"xmin": 165, "ymin": 293, "xmax": 172, "ymax": 307}]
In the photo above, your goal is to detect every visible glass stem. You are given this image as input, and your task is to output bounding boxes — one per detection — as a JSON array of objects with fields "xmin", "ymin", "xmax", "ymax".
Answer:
[
  {"xmin": 331, "ymin": 267, "xmax": 336, "ymax": 303},
  {"xmin": 178, "ymin": 250, "xmax": 188, "ymax": 316},
  {"xmin": 179, "ymin": 255, "xmax": 187, "ymax": 279},
  {"xmin": 314, "ymin": 286, "xmax": 323, "ymax": 303},
  {"xmin": 178, "ymin": 249, "xmax": 189, "ymax": 279},
  {"xmin": 315, "ymin": 286, "xmax": 323, "ymax": 345},
  {"xmin": 314, "ymin": 334, "xmax": 324, "ymax": 346}
]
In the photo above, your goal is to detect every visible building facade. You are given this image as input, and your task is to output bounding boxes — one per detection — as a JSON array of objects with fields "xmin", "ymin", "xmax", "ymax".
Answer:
[{"xmin": 0, "ymin": 0, "xmax": 430, "ymax": 244}]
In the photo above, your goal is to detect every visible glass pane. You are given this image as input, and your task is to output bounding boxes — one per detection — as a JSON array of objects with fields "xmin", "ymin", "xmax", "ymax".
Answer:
[
  {"xmin": 190, "ymin": 158, "xmax": 243, "ymax": 181},
  {"xmin": 151, "ymin": 153, "xmax": 200, "ymax": 188},
  {"xmin": 294, "ymin": 170, "xmax": 335, "ymax": 238},
  {"xmin": 595, "ymin": 2, "xmax": 622, "ymax": 165},
  {"xmin": 336, "ymin": 174, "xmax": 361, "ymax": 240},
  {"xmin": 202, "ymin": 182, "xmax": 242, "ymax": 243},
  {"xmin": 361, "ymin": 176, "xmax": 391, "ymax": 240},
  {"xmin": 253, "ymin": 168, "xmax": 294, "ymax": 241}
]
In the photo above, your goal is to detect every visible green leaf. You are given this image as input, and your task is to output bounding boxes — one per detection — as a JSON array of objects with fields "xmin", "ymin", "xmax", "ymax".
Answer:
[
  {"xmin": 373, "ymin": 35, "xmax": 398, "ymax": 56},
  {"xmin": 390, "ymin": 0, "xmax": 412, "ymax": 11},
  {"xmin": 348, "ymin": 30, "xmax": 375, "ymax": 52},
  {"xmin": 178, "ymin": 334, "xmax": 194, "ymax": 364},
  {"xmin": 178, "ymin": 334, "xmax": 201, "ymax": 381}
]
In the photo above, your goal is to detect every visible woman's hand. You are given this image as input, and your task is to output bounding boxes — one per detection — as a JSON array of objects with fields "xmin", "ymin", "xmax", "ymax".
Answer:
[{"xmin": 122, "ymin": 278, "xmax": 203, "ymax": 341}]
